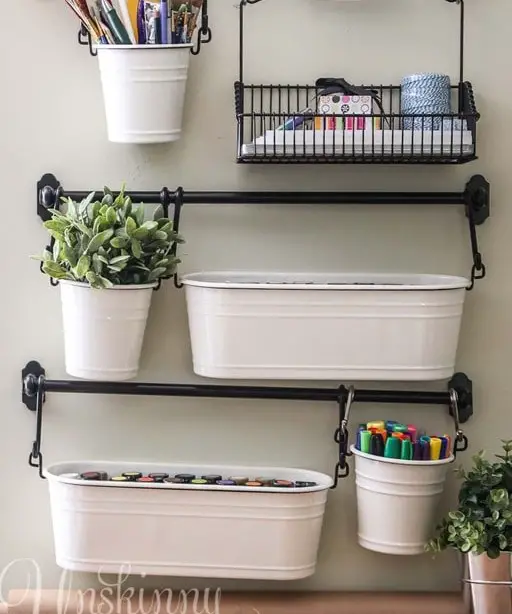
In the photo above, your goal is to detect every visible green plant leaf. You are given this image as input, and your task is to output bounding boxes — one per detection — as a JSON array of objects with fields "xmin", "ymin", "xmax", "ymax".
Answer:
[
  {"xmin": 92, "ymin": 254, "xmax": 103, "ymax": 275},
  {"xmin": 62, "ymin": 243, "xmax": 78, "ymax": 267},
  {"xmin": 153, "ymin": 205, "xmax": 165, "ymax": 221},
  {"xmin": 132, "ymin": 227, "xmax": 150, "ymax": 241},
  {"xmin": 105, "ymin": 206, "xmax": 117, "ymax": 225},
  {"xmin": 125, "ymin": 216, "xmax": 137, "ymax": 237},
  {"xmin": 134, "ymin": 206, "xmax": 145, "ymax": 226},
  {"xmin": 79, "ymin": 191, "xmax": 96, "ymax": 215},
  {"xmin": 42, "ymin": 261, "xmax": 68, "ymax": 279},
  {"xmin": 131, "ymin": 238, "xmax": 142, "ymax": 259},
  {"xmin": 110, "ymin": 255, "xmax": 131, "ymax": 266},
  {"xmin": 53, "ymin": 239, "xmax": 61, "ymax": 261},
  {"xmin": 141, "ymin": 221, "xmax": 158, "ymax": 233},
  {"xmin": 147, "ymin": 267, "xmax": 167, "ymax": 282},
  {"xmin": 110, "ymin": 236, "xmax": 129, "ymax": 249},
  {"xmin": 75, "ymin": 255, "xmax": 90, "ymax": 278},
  {"xmin": 85, "ymin": 229, "xmax": 114, "ymax": 254}
]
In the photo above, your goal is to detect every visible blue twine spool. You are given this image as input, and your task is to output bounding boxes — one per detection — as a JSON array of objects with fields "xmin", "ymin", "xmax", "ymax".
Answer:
[{"xmin": 401, "ymin": 73, "xmax": 452, "ymax": 130}]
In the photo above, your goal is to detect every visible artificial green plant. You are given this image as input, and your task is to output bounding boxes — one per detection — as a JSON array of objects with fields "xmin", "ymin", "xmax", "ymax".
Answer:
[
  {"xmin": 35, "ymin": 187, "xmax": 184, "ymax": 289},
  {"xmin": 427, "ymin": 441, "xmax": 512, "ymax": 559}
]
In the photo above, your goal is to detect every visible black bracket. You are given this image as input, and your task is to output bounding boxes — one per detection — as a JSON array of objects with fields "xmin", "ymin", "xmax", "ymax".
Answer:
[
  {"xmin": 448, "ymin": 371, "xmax": 473, "ymax": 423},
  {"xmin": 464, "ymin": 174, "xmax": 490, "ymax": 289}
]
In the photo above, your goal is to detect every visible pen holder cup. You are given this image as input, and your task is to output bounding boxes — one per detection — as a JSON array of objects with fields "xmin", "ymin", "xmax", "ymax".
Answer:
[
  {"xmin": 96, "ymin": 44, "xmax": 193, "ymax": 144},
  {"xmin": 351, "ymin": 446, "xmax": 454, "ymax": 555}
]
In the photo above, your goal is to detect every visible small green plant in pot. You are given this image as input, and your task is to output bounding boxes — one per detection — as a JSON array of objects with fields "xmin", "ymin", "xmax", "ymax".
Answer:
[
  {"xmin": 35, "ymin": 186, "xmax": 184, "ymax": 382},
  {"xmin": 427, "ymin": 441, "xmax": 512, "ymax": 614}
]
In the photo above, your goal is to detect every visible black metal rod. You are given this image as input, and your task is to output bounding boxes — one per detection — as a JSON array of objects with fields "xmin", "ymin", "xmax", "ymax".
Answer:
[
  {"xmin": 54, "ymin": 190, "xmax": 466, "ymax": 207},
  {"xmin": 38, "ymin": 378, "xmax": 453, "ymax": 406}
]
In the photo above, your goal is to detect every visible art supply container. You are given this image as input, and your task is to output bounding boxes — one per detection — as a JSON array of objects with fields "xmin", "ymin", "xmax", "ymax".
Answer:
[
  {"xmin": 182, "ymin": 272, "xmax": 469, "ymax": 381},
  {"xmin": 59, "ymin": 281, "xmax": 156, "ymax": 381},
  {"xmin": 45, "ymin": 460, "xmax": 332, "ymax": 580},
  {"xmin": 95, "ymin": 44, "xmax": 192, "ymax": 144},
  {"xmin": 351, "ymin": 445, "xmax": 454, "ymax": 555}
]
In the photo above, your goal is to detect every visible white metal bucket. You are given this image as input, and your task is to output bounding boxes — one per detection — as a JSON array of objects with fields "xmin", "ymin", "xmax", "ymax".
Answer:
[
  {"xmin": 96, "ymin": 44, "xmax": 192, "ymax": 144},
  {"xmin": 351, "ymin": 445, "xmax": 454, "ymax": 555},
  {"xmin": 45, "ymin": 461, "xmax": 333, "ymax": 579},
  {"xmin": 182, "ymin": 272, "xmax": 469, "ymax": 381},
  {"xmin": 60, "ymin": 281, "xmax": 155, "ymax": 381}
]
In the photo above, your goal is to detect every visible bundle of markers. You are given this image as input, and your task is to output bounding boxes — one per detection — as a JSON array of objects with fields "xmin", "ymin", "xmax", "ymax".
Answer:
[
  {"xmin": 64, "ymin": 0, "xmax": 204, "ymax": 46},
  {"xmin": 61, "ymin": 470, "xmax": 318, "ymax": 488},
  {"xmin": 355, "ymin": 420, "xmax": 452, "ymax": 461}
]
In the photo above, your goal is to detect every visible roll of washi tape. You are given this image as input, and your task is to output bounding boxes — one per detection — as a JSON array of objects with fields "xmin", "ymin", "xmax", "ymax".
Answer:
[
  {"xmin": 216, "ymin": 480, "xmax": 237, "ymax": 486},
  {"xmin": 137, "ymin": 477, "xmax": 155, "ymax": 483},
  {"xmin": 294, "ymin": 481, "xmax": 318, "ymax": 488},
  {"xmin": 80, "ymin": 471, "xmax": 102, "ymax": 481},
  {"xmin": 122, "ymin": 472, "xmax": 143, "ymax": 481},
  {"xmin": 191, "ymin": 479, "xmax": 208, "ymax": 485},
  {"xmin": 175, "ymin": 474, "xmax": 195, "ymax": 483},
  {"xmin": 229, "ymin": 476, "xmax": 250, "ymax": 485},
  {"xmin": 163, "ymin": 477, "xmax": 186, "ymax": 484},
  {"xmin": 255, "ymin": 477, "xmax": 274, "ymax": 486},
  {"xmin": 272, "ymin": 480, "xmax": 294, "ymax": 488},
  {"xmin": 202, "ymin": 474, "xmax": 223, "ymax": 484},
  {"xmin": 149, "ymin": 473, "xmax": 169, "ymax": 482},
  {"xmin": 110, "ymin": 475, "xmax": 130, "ymax": 482},
  {"xmin": 245, "ymin": 481, "xmax": 263, "ymax": 487}
]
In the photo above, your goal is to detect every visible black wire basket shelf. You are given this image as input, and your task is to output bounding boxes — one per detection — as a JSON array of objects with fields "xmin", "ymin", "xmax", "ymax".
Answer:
[{"xmin": 235, "ymin": 82, "xmax": 479, "ymax": 165}]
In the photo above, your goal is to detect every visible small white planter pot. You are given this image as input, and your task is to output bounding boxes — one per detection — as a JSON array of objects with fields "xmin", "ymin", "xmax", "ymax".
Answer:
[
  {"xmin": 45, "ymin": 461, "xmax": 333, "ymax": 580},
  {"xmin": 59, "ymin": 281, "xmax": 156, "ymax": 381},
  {"xmin": 96, "ymin": 44, "xmax": 192, "ymax": 144},
  {"xmin": 467, "ymin": 553, "xmax": 512, "ymax": 614},
  {"xmin": 351, "ymin": 446, "xmax": 454, "ymax": 555}
]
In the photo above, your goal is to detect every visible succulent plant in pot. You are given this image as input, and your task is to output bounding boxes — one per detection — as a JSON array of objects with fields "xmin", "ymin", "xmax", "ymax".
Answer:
[
  {"xmin": 35, "ymin": 186, "xmax": 184, "ymax": 381},
  {"xmin": 426, "ymin": 441, "xmax": 512, "ymax": 614}
]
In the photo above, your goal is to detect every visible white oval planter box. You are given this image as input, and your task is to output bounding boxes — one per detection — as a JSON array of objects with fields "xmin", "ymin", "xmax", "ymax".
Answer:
[
  {"xmin": 182, "ymin": 272, "xmax": 469, "ymax": 381},
  {"xmin": 45, "ymin": 461, "xmax": 333, "ymax": 580},
  {"xmin": 60, "ymin": 281, "xmax": 155, "ymax": 381},
  {"xmin": 96, "ymin": 44, "xmax": 192, "ymax": 144},
  {"xmin": 351, "ymin": 446, "xmax": 454, "ymax": 555}
]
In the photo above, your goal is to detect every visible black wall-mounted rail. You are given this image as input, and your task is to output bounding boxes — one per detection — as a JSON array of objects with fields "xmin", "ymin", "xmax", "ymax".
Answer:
[
  {"xmin": 21, "ymin": 361, "xmax": 472, "ymax": 484},
  {"xmin": 37, "ymin": 173, "xmax": 490, "ymax": 287}
]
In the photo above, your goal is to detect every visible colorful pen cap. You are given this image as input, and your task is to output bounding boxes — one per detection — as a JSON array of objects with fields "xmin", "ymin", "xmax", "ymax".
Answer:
[
  {"xmin": 136, "ymin": 477, "xmax": 155, "ymax": 483},
  {"xmin": 401, "ymin": 439, "xmax": 413, "ymax": 461},
  {"xmin": 191, "ymin": 479, "xmax": 208, "ymax": 485},
  {"xmin": 272, "ymin": 480, "xmax": 294, "ymax": 488},
  {"xmin": 110, "ymin": 476, "xmax": 130, "ymax": 482},
  {"xmin": 385, "ymin": 420, "xmax": 398, "ymax": 431},
  {"xmin": 407, "ymin": 425, "xmax": 418, "ymax": 442},
  {"xmin": 228, "ymin": 476, "xmax": 250, "ymax": 485},
  {"xmin": 148, "ymin": 473, "xmax": 169, "ymax": 481},
  {"xmin": 294, "ymin": 481, "xmax": 318, "ymax": 488},
  {"xmin": 367, "ymin": 421, "xmax": 385, "ymax": 431},
  {"xmin": 163, "ymin": 477, "xmax": 186, "ymax": 484},
  {"xmin": 175, "ymin": 474, "xmax": 195, "ymax": 482},
  {"xmin": 384, "ymin": 437, "xmax": 401, "ymax": 459},
  {"xmin": 122, "ymin": 472, "xmax": 143, "ymax": 480},
  {"xmin": 216, "ymin": 480, "xmax": 236, "ymax": 486},
  {"xmin": 245, "ymin": 481, "xmax": 263, "ymax": 487},
  {"xmin": 430, "ymin": 437, "xmax": 442, "ymax": 461},
  {"xmin": 392, "ymin": 424, "xmax": 408, "ymax": 434},
  {"xmin": 360, "ymin": 430, "xmax": 372, "ymax": 454}
]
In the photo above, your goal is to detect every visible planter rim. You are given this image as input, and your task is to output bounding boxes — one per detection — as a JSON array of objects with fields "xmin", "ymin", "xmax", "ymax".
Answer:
[
  {"xmin": 351, "ymin": 445, "xmax": 455, "ymax": 466},
  {"xmin": 59, "ymin": 280, "xmax": 158, "ymax": 291},
  {"xmin": 95, "ymin": 44, "xmax": 193, "ymax": 51},
  {"xmin": 181, "ymin": 271, "xmax": 470, "ymax": 291}
]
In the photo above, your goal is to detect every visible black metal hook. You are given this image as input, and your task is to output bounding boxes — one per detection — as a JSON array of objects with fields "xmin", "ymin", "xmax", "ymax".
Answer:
[
  {"xmin": 332, "ymin": 386, "xmax": 354, "ymax": 489},
  {"xmin": 78, "ymin": 25, "xmax": 97, "ymax": 57},
  {"xmin": 172, "ymin": 187, "xmax": 185, "ymax": 289},
  {"xmin": 27, "ymin": 375, "xmax": 46, "ymax": 480},
  {"xmin": 464, "ymin": 175, "xmax": 490, "ymax": 290}
]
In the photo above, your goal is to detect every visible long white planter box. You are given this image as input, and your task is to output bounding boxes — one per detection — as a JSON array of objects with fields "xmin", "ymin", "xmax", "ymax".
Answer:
[
  {"xmin": 46, "ymin": 461, "xmax": 332, "ymax": 580},
  {"xmin": 182, "ymin": 272, "xmax": 469, "ymax": 381}
]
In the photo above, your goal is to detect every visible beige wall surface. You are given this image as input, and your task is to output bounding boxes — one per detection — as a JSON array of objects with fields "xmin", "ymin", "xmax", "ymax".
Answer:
[{"xmin": 0, "ymin": 0, "xmax": 508, "ymax": 596}]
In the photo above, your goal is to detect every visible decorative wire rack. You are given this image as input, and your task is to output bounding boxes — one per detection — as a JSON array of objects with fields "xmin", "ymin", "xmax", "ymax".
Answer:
[{"xmin": 235, "ymin": 82, "xmax": 479, "ymax": 164}]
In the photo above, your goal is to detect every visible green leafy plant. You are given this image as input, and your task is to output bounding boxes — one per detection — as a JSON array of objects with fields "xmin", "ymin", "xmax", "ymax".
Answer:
[
  {"xmin": 34, "ymin": 187, "xmax": 184, "ymax": 289},
  {"xmin": 426, "ymin": 440, "xmax": 512, "ymax": 559}
]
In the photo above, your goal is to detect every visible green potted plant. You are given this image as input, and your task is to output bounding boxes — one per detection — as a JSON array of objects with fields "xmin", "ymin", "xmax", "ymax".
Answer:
[
  {"xmin": 35, "ymin": 186, "xmax": 183, "ymax": 381},
  {"xmin": 427, "ymin": 441, "xmax": 512, "ymax": 614}
]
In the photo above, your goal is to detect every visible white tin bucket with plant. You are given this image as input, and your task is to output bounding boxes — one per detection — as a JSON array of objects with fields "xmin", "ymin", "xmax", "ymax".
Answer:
[
  {"xmin": 35, "ymin": 188, "xmax": 183, "ymax": 381},
  {"xmin": 427, "ymin": 441, "xmax": 512, "ymax": 614}
]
